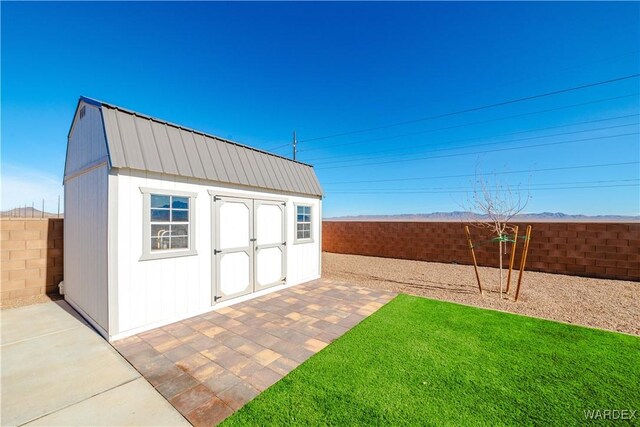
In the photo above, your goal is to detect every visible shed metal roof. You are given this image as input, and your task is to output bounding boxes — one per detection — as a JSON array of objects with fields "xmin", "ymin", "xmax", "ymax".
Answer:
[{"xmin": 80, "ymin": 97, "xmax": 323, "ymax": 197}]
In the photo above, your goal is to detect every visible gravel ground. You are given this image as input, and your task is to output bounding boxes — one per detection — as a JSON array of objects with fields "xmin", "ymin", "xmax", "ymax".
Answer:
[
  {"xmin": 322, "ymin": 252, "xmax": 640, "ymax": 336},
  {"xmin": 0, "ymin": 293, "xmax": 62, "ymax": 310}
]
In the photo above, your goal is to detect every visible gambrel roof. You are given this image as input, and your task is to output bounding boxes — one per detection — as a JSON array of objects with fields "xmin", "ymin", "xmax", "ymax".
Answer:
[{"xmin": 69, "ymin": 96, "xmax": 323, "ymax": 197}]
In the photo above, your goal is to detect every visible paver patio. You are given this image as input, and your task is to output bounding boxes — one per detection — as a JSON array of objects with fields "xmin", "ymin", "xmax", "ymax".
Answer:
[{"xmin": 112, "ymin": 279, "xmax": 396, "ymax": 426}]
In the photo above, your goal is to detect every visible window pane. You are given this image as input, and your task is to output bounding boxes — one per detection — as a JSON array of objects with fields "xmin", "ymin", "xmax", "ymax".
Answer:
[
  {"xmin": 296, "ymin": 223, "xmax": 311, "ymax": 240},
  {"xmin": 151, "ymin": 224, "xmax": 170, "ymax": 237},
  {"xmin": 297, "ymin": 205, "xmax": 311, "ymax": 215},
  {"xmin": 297, "ymin": 214, "xmax": 304, "ymax": 222},
  {"xmin": 151, "ymin": 209, "xmax": 170, "ymax": 221},
  {"xmin": 148, "ymin": 193, "xmax": 191, "ymax": 254},
  {"xmin": 151, "ymin": 236, "xmax": 171, "ymax": 250},
  {"xmin": 172, "ymin": 197, "xmax": 189, "ymax": 209},
  {"xmin": 172, "ymin": 210, "xmax": 189, "ymax": 222},
  {"xmin": 151, "ymin": 195, "xmax": 171, "ymax": 208},
  {"xmin": 303, "ymin": 214, "xmax": 311, "ymax": 223},
  {"xmin": 171, "ymin": 224, "xmax": 188, "ymax": 236},
  {"xmin": 171, "ymin": 236, "xmax": 188, "ymax": 249}
]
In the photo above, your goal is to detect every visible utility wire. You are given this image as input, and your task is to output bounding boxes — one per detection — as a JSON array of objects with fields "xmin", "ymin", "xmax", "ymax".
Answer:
[
  {"xmin": 328, "ymin": 183, "xmax": 640, "ymax": 195},
  {"xmin": 313, "ymin": 122, "xmax": 639, "ymax": 166},
  {"xmin": 301, "ymin": 100, "xmax": 639, "ymax": 157},
  {"xmin": 327, "ymin": 178, "xmax": 640, "ymax": 193},
  {"xmin": 267, "ymin": 52, "xmax": 639, "ymax": 153},
  {"xmin": 458, "ymin": 50, "xmax": 639, "ymax": 101},
  {"xmin": 299, "ymin": 73, "xmax": 640, "ymax": 143},
  {"xmin": 265, "ymin": 142, "xmax": 292, "ymax": 152},
  {"xmin": 322, "ymin": 161, "xmax": 640, "ymax": 185},
  {"xmin": 316, "ymin": 132, "xmax": 639, "ymax": 170}
]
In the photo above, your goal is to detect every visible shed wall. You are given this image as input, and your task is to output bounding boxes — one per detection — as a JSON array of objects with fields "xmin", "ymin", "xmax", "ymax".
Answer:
[
  {"xmin": 112, "ymin": 169, "xmax": 321, "ymax": 338},
  {"xmin": 64, "ymin": 164, "xmax": 109, "ymax": 332},
  {"xmin": 65, "ymin": 102, "xmax": 109, "ymax": 178}
]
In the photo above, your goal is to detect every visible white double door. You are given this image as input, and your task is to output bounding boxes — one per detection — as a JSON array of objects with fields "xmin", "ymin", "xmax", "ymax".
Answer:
[{"xmin": 213, "ymin": 196, "xmax": 286, "ymax": 303}]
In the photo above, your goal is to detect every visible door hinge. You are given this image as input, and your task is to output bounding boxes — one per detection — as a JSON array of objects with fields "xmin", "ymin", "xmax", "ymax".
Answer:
[
  {"xmin": 214, "ymin": 249, "xmax": 221, "ymax": 255},
  {"xmin": 213, "ymin": 196, "xmax": 220, "ymax": 202},
  {"xmin": 214, "ymin": 295, "xmax": 222, "ymax": 301},
  {"xmin": 282, "ymin": 241, "xmax": 287, "ymax": 246}
]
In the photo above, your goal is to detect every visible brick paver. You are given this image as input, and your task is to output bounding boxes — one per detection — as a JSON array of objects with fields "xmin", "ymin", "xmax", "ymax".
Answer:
[{"xmin": 112, "ymin": 279, "xmax": 396, "ymax": 426}]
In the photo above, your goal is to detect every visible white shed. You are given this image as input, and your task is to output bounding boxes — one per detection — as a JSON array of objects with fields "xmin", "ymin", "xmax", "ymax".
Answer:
[{"xmin": 64, "ymin": 97, "xmax": 323, "ymax": 341}]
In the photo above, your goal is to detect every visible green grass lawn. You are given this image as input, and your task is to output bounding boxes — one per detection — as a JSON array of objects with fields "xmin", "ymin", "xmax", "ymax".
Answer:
[{"xmin": 223, "ymin": 294, "xmax": 640, "ymax": 426}]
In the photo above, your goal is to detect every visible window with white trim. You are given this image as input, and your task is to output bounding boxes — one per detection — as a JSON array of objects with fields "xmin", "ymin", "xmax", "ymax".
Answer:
[
  {"xmin": 295, "ymin": 204, "xmax": 312, "ymax": 242},
  {"xmin": 150, "ymin": 195, "xmax": 190, "ymax": 250},
  {"xmin": 140, "ymin": 188, "xmax": 197, "ymax": 261}
]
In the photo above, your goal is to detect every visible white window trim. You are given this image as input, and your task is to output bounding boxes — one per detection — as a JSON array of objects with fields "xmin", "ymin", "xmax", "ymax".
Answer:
[
  {"xmin": 294, "ymin": 203, "xmax": 313, "ymax": 244},
  {"xmin": 139, "ymin": 187, "xmax": 198, "ymax": 261}
]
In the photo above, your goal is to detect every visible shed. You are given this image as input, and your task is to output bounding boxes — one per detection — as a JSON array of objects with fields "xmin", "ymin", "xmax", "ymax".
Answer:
[{"xmin": 63, "ymin": 97, "xmax": 323, "ymax": 340}]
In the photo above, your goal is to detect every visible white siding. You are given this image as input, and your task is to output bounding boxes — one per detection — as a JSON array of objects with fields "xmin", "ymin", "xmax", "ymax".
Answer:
[
  {"xmin": 65, "ymin": 102, "xmax": 109, "ymax": 178},
  {"xmin": 112, "ymin": 169, "xmax": 321, "ymax": 337},
  {"xmin": 64, "ymin": 164, "xmax": 109, "ymax": 333},
  {"xmin": 287, "ymin": 198, "xmax": 321, "ymax": 285}
]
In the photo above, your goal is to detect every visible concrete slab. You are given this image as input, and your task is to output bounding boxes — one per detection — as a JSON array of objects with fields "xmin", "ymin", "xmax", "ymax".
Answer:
[
  {"xmin": 1, "ymin": 300, "xmax": 88, "ymax": 345},
  {"xmin": 1, "ymin": 301, "xmax": 188, "ymax": 426},
  {"xmin": 25, "ymin": 378, "xmax": 190, "ymax": 426}
]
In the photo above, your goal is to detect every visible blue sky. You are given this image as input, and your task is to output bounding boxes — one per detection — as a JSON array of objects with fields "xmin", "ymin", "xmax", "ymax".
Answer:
[{"xmin": 2, "ymin": 2, "xmax": 639, "ymax": 216}]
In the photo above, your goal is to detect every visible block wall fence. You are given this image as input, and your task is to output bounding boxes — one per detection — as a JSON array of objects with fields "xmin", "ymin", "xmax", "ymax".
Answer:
[
  {"xmin": 323, "ymin": 221, "xmax": 640, "ymax": 282},
  {"xmin": 1, "ymin": 219, "xmax": 64, "ymax": 303},
  {"xmin": 1, "ymin": 219, "xmax": 637, "ymax": 304}
]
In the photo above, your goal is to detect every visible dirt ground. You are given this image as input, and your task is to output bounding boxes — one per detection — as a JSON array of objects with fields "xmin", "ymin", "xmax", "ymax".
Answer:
[{"xmin": 322, "ymin": 252, "xmax": 640, "ymax": 336}]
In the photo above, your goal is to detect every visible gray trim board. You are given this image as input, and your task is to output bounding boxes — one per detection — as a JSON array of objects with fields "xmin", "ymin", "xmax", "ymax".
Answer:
[{"xmin": 107, "ymin": 171, "xmax": 119, "ymax": 335}]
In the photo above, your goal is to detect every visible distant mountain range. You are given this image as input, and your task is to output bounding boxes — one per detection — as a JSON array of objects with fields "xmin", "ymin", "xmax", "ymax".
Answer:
[
  {"xmin": 1, "ymin": 207, "xmax": 62, "ymax": 218},
  {"xmin": 2, "ymin": 208, "xmax": 636, "ymax": 222},
  {"xmin": 325, "ymin": 211, "xmax": 640, "ymax": 222}
]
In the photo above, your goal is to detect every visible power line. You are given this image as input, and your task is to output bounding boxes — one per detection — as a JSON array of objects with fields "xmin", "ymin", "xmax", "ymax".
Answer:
[
  {"xmin": 316, "ymin": 132, "xmax": 639, "ymax": 170},
  {"xmin": 327, "ymin": 182, "xmax": 640, "ymax": 195},
  {"xmin": 299, "ymin": 73, "xmax": 640, "ymax": 143},
  {"xmin": 282, "ymin": 92, "xmax": 640, "ymax": 156},
  {"xmin": 265, "ymin": 142, "xmax": 291, "ymax": 152},
  {"xmin": 327, "ymin": 178, "xmax": 640, "ymax": 193},
  {"xmin": 313, "ymin": 121, "xmax": 639, "ymax": 166},
  {"xmin": 270, "ymin": 52, "xmax": 639, "ymax": 153},
  {"xmin": 300, "ymin": 99, "xmax": 639, "ymax": 156},
  {"xmin": 322, "ymin": 161, "xmax": 640, "ymax": 185},
  {"xmin": 461, "ymin": 50, "xmax": 639, "ymax": 100}
]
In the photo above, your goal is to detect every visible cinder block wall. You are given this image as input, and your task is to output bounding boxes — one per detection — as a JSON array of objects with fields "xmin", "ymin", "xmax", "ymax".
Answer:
[
  {"xmin": 1, "ymin": 219, "xmax": 64, "ymax": 302},
  {"xmin": 323, "ymin": 221, "xmax": 640, "ymax": 282}
]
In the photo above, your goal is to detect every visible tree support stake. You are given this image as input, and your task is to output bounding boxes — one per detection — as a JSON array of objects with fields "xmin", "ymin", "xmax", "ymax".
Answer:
[
  {"xmin": 514, "ymin": 225, "xmax": 532, "ymax": 302},
  {"xmin": 505, "ymin": 225, "xmax": 519, "ymax": 294},
  {"xmin": 465, "ymin": 225, "xmax": 483, "ymax": 294}
]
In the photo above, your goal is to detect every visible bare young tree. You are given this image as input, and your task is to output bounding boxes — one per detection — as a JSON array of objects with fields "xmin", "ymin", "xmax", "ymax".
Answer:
[{"xmin": 464, "ymin": 171, "xmax": 530, "ymax": 299}]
